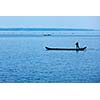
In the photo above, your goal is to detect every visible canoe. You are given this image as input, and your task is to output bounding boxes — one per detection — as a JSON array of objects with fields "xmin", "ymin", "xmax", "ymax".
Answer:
[{"xmin": 45, "ymin": 46, "xmax": 87, "ymax": 51}]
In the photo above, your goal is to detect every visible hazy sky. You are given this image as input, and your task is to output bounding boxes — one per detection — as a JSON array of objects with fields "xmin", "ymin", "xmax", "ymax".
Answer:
[{"xmin": 0, "ymin": 16, "xmax": 100, "ymax": 29}]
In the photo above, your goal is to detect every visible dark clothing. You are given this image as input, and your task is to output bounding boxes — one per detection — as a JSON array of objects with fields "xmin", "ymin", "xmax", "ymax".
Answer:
[{"xmin": 75, "ymin": 42, "xmax": 79, "ymax": 48}]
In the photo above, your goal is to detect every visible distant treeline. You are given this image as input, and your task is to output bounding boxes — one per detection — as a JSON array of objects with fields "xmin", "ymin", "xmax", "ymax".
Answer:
[
  {"xmin": 0, "ymin": 28, "xmax": 97, "ymax": 31},
  {"xmin": 0, "ymin": 34, "xmax": 100, "ymax": 37}
]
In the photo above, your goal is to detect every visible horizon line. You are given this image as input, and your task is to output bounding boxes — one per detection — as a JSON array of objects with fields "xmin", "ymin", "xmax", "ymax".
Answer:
[{"xmin": 0, "ymin": 28, "xmax": 99, "ymax": 31}]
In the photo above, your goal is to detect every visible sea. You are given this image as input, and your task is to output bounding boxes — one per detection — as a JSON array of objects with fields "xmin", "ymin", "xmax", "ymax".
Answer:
[{"xmin": 0, "ymin": 30, "xmax": 100, "ymax": 82}]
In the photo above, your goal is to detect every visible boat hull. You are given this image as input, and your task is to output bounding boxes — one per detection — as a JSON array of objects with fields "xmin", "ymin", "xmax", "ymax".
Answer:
[{"xmin": 45, "ymin": 47, "xmax": 87, "ymax": 51}]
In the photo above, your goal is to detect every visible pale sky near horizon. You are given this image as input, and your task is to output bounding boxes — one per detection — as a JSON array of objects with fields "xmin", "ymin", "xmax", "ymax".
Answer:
[{"xmin": 0, "ymin": 16, "xmax": 100, "ymax": 29}]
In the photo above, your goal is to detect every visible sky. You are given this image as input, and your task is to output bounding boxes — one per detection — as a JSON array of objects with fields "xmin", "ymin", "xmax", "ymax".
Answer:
[{"xmin": 0, "ymin": 16, "xmax": 100, "ymax": 29}]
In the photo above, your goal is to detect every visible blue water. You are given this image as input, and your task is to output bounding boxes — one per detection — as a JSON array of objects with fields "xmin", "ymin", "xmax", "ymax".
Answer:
[{"xmin": 0, "ymin": 31, "xmax": 100, "ymax": 82}]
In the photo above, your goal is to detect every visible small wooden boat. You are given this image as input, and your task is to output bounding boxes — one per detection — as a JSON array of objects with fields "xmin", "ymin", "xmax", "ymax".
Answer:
[
  {"xmin": 45, "ymin": 46, "xmax": 87, "ymax": 51},
  {"xmin": 43, "ymin": 34, "xmax": 51, "ymax": 36}
]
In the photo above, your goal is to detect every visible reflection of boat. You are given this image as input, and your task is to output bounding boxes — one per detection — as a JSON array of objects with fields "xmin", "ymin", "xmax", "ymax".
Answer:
[{"xmin": 45, "ymin": 46, "xmax": 87, "ymax": 51}]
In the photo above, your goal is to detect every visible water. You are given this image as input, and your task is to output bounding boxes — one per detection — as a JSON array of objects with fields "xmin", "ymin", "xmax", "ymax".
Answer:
[{"xmin": 0, "ymin": 31, "xmax": 100, "ymax": 82}]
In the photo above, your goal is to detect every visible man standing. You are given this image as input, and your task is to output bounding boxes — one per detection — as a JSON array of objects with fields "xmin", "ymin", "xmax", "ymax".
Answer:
[{"xmin": 75, "ymin": 42, "xmax": 79, "ymax": 49}]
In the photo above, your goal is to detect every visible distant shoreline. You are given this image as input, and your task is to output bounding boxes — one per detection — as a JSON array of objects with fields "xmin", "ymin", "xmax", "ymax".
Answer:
[
  {"xmin": 0, "ymin": 34, "xmax": 100, "ymax": 37},
  {"xmin": 0, "ymin": 28, "xmax": 98, "ymax": 31}
]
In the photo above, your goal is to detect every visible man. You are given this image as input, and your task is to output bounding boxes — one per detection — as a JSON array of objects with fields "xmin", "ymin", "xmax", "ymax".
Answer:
[{"xmin": 75, "ymin": 42, "xmax": 79, "ymax": 49}]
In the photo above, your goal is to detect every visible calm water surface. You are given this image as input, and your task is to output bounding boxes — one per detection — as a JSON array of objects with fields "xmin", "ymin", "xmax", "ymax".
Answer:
[{"xmin": 0, "ymin": 31, "xmax": 100, "ymax": 82}]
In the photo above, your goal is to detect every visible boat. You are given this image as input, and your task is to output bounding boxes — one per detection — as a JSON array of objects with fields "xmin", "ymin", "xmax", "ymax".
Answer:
[
  {"xmin": 43, "ymin": 34, "xmax": 51, "ymax": 36},
  {"xmin": 45, "ymin": 46, "xmax": 87, "ymax": 51}
]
